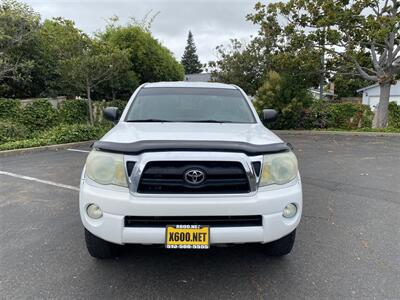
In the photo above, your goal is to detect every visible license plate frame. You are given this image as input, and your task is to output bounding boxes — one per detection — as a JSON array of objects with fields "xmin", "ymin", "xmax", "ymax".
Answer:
[{"xmin": 165, "ymin": 225, "xmax": 210, "ymax": 249}]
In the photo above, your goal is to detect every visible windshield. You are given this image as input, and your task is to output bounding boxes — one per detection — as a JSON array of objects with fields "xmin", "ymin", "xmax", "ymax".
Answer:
[{"xmin": 125, "ymin": 87, "xmax": 256, "ymax": 123}]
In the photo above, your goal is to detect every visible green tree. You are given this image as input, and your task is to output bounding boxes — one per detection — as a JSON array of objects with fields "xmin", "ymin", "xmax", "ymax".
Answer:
[
  {"xmin": 254, "ymin": 71, "xmax": 314, "ymax": 129},
  {"xmin": 209, "ymin": 39, "xmax": 269, "ymax": 95},
  {"xmin": 60, "ymin": 40, "xmax": 130, "ymax": 124},
  {"xmin": 33, "ymin": 18, "xmax": 89, "ymax": 97},
  {"xmin": 209, "ymin": 37, "xmax": 320, "ymax": 96},
  {"xmin": 181, "ymin": 30, "xmax": 202, "ymax": 74},
  {"xmin": 249, "ymin": 0, "xmax": 400, "ymax": 128},
  {"xmin": 329, "ymin": 52, "xmax": 372, "ymax": 98},
  {"xmin": 101, "ymin": 23, "xmax": 184, "ymax": 83},
  {"xmin": 254, "ymin": 71, "xmax": 313, "ymax": 111},
  {"xmin": 93, "ymin": 69, "xmax": 139, "ymax": 100},
  {"xmin": 0, "ymin": 0, "xmax": 39, "ymax": 95}
]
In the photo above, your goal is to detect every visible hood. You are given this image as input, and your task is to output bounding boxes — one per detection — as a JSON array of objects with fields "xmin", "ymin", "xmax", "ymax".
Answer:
[{"xmin": 100, "ymin": 122, "xmax": 282, "ymax": 145}]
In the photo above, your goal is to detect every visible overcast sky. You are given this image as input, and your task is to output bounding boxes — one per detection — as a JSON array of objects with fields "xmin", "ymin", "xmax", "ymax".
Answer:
[{"xmin": 23, "ymin": 0, "xmax": 259, "ymax": 64}]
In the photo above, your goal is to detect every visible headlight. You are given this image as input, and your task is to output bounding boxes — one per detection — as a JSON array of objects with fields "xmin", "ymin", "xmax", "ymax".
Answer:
[
  {"xmin": 85, "ymin": 150, "xmax": 128, "ymax": 187},
  {"xmin": 259, "ymin": 151, "xmax": 298, "ymax": 186}
]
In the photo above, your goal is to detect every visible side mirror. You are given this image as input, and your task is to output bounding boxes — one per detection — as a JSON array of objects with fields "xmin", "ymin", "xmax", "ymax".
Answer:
[
  {"xmin": 262, "ymin": 109, "xmax": 278, "ymax": 123},
  {"xmin": 103, "ymin": 107, "xmax": 120, "ymax": 123}
]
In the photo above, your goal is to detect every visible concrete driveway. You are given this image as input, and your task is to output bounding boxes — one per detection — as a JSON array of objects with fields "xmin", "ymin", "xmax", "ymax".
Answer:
[{"xmin": 1, "ymin": 133, "xmax": 399, "ymax": 299}]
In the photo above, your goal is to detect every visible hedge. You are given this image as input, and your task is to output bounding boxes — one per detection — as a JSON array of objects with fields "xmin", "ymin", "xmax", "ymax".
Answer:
[
  {"xmin": 0, "ymin": 99, "xmax": 21, "ymax": 121},
  {"xmin": 268, "ymin": 101, "xmax": 400, "ymax": 130},
  {"xmin": 93, "ymin": 100, "xmax": 128, "ymax": 123},
  {"xmin": 58, "ymin": 99, "xmax": 89, "ymax": 124},
  {"xmin": 0, "ymin": 98, "xmax": 123, "ymax": 150},
  {"xmin": 388, "ymin": 101, "xmax": 400, "ymax": 128},
  {"xmin": 302, "ymin": 101, "xmax": 374, "ymax": 130},
  {"xmin": 0, "ymin": 124, "xmax": 111, "ymax": 151},
  {"xmin": 0, "ymin": 121, "xmax": 30, "ymax": 143},
  {"xmin": 20, "ymin": 99, "xmax": 58, "ymax": 131}
]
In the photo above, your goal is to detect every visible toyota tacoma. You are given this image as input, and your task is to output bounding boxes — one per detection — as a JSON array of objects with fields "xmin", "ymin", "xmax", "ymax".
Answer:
[{"xmin": 80, "ymin": 81, "xmax": 302, "ymax": 258}]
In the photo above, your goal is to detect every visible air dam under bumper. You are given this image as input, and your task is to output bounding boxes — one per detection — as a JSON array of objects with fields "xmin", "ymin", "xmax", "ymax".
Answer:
[{"xmin": 79, "ymin": 179, "xmax": 302, "ymax": 245}]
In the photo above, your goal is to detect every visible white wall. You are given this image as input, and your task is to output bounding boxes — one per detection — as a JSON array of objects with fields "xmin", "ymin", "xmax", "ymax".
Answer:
[{"xmin": 362, "ymin": 82, "xmax": 400, "ymax": 109}]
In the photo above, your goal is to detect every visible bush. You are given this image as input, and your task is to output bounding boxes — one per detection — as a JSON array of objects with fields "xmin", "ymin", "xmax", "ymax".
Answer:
[
  {"xmin": 302, "ymin": 100, "xmax": 331, "ymax": 129},
  {"xmin": 388, "ymin": 101, "xmax": 400, "ymax": 128},
  {"xmin": 20, "ymin": 99, "xmax": 58, "ymax": 131},
  {"xmin": 0, "ymin": 123, "xmax": 111, "ymax": 151},
  {"xmin": 0, "ymin": 99, "xmax": 21, "ymax": 121},
  {"xmin": 254, "ymin": 71, "xmax": 314, "ymax": 113},
  {"xmin": 93, "ymin": 100, "xmax": 128, "ymax": 124},
  {"xmin": 332, "ymin": 103, "xmax": 372, "ymax": 129},
  {"xmin": 272, "ymin": 99, "xmax": 305, "ymax": 129},
  {"xmin": 0, "ymin": 121, "xmax": 30, "ymax": 143},
  {"xmin": 41, "ymin": 123, "xmax": 110, "ymax": 144},
  {"xmin": 0, "ymin": 138, "xmax": 52, "ymax": 151},
  {"xmin": 108, "ymin": 99, "xmax": 128, "ymax": 112},
  {"xmin": 59, "ymin": 99, "xmax": 88, "ymax": 124},
  {"xmin": 267, "ymin": 101, "xmax": 374, "ymax": 130}
]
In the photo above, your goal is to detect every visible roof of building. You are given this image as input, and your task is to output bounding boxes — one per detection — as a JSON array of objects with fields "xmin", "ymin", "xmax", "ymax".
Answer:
[
  {"xmin": 356, "ymin": 83, "xmax": 380, "ymax": 93},
  {"xmin": 143, "ymin": 81, "xmax": 236, "ymax": 89},
  {"xmin": 356, "ymin": 81, "xmax": 400, "ymax": 93}
]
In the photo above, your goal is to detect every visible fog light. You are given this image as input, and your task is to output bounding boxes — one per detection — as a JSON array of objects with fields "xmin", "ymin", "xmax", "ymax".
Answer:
[
  {"xmin": 283, "ymin": 203, "xmax": 297, "ymax": 218},
  {"xmin": 87, "ymin": 204, "xmax": 103, "ymax": 219}
]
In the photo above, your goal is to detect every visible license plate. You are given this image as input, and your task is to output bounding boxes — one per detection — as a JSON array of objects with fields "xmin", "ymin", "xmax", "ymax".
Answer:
[{"xmin": 165, "ymin": 225, "xmax": 210, "ymax": 249}]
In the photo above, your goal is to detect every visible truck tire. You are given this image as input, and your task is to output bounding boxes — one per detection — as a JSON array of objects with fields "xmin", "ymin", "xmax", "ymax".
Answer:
[
  {"xmin": 265, "ymin": 229, "xmax": 296, "ymax": 257},
  {"xmin": 84, "ymin": 228, "xmax": 121, "ymax": 259}
]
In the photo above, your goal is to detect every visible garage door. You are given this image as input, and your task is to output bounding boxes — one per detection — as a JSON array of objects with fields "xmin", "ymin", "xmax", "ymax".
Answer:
[
  {"xmin": 368, "ymin": 96, "xmax": 400, "ymax": 110},
  {"xmin": 368, "ymin": 97, "xmax": 380, "ymax": 110}
]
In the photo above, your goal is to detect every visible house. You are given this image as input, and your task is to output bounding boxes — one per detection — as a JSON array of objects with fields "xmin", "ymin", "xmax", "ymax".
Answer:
[
  {"xmin": 184, "ymin": 73, "xmax": 211, "ymax": 82},
  {"xmin": 357, "ymin": 81, "xmax": 400, "ymax": 109}
]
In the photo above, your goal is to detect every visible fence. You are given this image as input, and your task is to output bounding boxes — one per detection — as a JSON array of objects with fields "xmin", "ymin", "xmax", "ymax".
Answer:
[{"xmin": 19, "ymin": 96, "xmax": 67, "ymax": 109}]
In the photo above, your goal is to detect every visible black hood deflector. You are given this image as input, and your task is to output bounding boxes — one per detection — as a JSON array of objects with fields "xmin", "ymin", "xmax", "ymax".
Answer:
[{"xmin": 93, "ymin": 140, "xmax": 290, "ymax": 156}]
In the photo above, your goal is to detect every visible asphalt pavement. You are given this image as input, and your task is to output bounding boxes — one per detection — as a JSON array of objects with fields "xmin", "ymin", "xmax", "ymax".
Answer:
[{"xmin": 1, "ymin": 133, "xmax": 399, "ymax": 299}]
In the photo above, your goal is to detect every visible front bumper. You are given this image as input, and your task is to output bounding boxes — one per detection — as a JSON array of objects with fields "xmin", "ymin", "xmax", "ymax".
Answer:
[{"xmin": 79, "ymin": 177, "xmax": 302, "ymax": 245}]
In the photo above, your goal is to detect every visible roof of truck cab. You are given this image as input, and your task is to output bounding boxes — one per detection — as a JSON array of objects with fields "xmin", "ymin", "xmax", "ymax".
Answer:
[{"xmin": 143, "ymin": 81, "xmax": 236, "ymax": 89}]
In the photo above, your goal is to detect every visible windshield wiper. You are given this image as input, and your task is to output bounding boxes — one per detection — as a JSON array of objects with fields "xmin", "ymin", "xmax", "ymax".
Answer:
[{"xmin": 126, "ymin": 119, "xmax": 173, "ymax": 122}]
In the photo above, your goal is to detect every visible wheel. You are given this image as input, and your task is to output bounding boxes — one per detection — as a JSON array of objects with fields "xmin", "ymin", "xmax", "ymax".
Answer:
[
  {"xmin": 264, "ymin": 230, "xmax": 296, "ymax": 257},
  {"xmin": 84, "ymin": 228, "xmax": 121, "ymax": 259}
]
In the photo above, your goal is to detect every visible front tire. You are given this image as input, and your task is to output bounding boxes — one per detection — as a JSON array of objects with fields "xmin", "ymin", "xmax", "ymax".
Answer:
[
  {"xmin": 84, "ymin": 228, "xmax": 121, "ymax": 259},
  {"xmin": 264, "ymin": 230, "xmax": 296, "ymax": 257}
]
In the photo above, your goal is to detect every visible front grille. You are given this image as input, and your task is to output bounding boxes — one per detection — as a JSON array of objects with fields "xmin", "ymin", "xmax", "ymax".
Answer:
[
  {"xmin": 125, "ymin": 215, "xmax": 262, "ymax": 227},
  {"xmin": 137, "ymin": 161, "xmax": 250, "ymax": 194}
]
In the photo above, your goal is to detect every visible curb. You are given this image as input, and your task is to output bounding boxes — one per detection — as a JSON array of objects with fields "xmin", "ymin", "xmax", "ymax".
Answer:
[
  {"xmin": 273, "ymin": 130, "xmax": 400, "ymax": 137},
  {"xmin": 0, "ymin": 140, "xmax": 95, "ymax": 157}
]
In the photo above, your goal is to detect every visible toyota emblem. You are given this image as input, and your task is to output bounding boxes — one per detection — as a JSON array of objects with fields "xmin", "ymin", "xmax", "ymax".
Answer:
[{"xmin": 184, "ymin": 169, "xmax": 206, "ymax": 185}]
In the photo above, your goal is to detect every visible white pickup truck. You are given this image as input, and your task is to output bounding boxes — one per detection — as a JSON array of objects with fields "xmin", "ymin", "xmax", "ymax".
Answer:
[{"xmin": 79, "ymin": 81, "xmax": 302, "ymax": 259}]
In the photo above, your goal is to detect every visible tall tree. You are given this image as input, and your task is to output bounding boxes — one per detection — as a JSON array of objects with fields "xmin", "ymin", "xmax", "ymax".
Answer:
[
  {"xmin": 34, "ymin": 18, "xmax": 89, "ymax": 97},
  {"xmin": 61, "ymin": 40, "xmax": 130, "ymax": 124},
  {"xmin": 209, "ymin": 39, "xmax": 269, "ymax": 95},
  {"xmin": 181, "ymin": 31, "xmax": 202, "ymax": 74},
  {"xmin": 0, "ymin": 0, "xmax": 39, "ymax": 92},
  {"xmin": 209, "ymin": 34, "xmax": 320, "ymax": 96},
  {"xmin": 101, "ymin": 22, "xmax": 184, "ymax": 83},
  {"xmin": 249, "ymin": 0, "xmax": 400, "ymax": 128}
]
